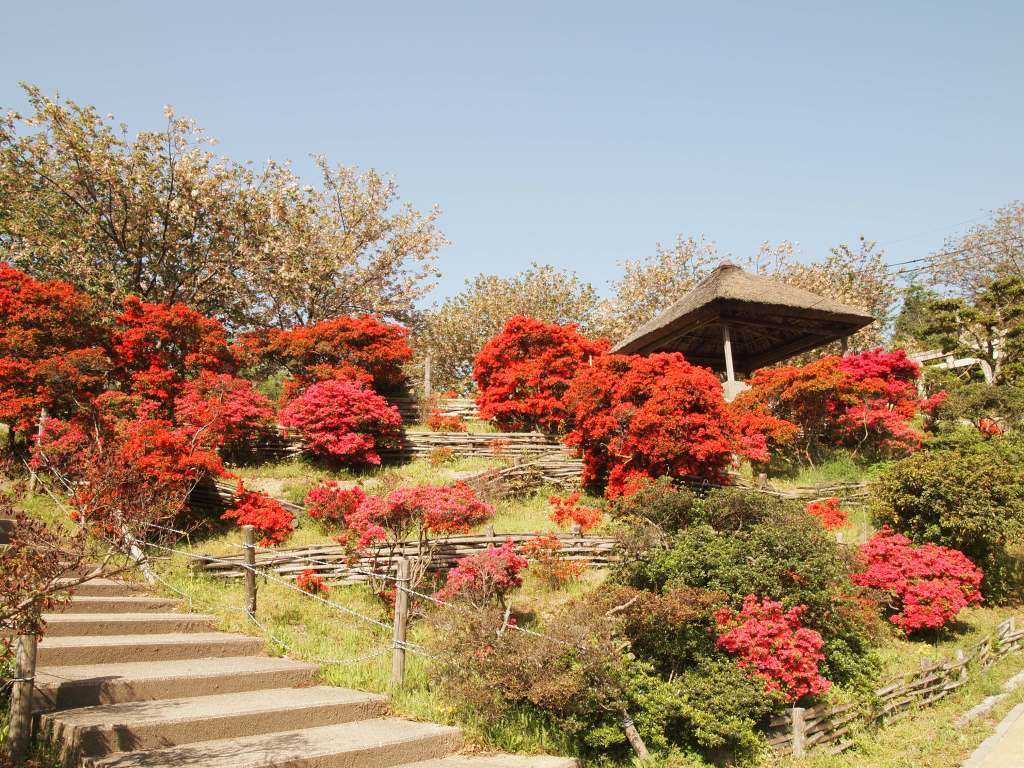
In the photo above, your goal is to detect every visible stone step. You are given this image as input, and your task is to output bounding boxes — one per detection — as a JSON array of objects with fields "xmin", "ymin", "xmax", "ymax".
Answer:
[
  {"xmin": 34, "ymin": 655, "xmax": 319, "ymax": 712},
  {"xmin": 37, "ymin": 632, "xmax": 263, "ymax": 666},
  {"xmin": 55, "ymin": 578, "xmax": 145, "ymax": 597},
  {"xmin": 61, "ymin": 596, "xmax": 180, "ymax": 614},
  {"xmin": 397, "ymin": 757, "xmax": 577, "ymax": 768},
  {"xmin": 42, "ymin": 686, "xmax": 388, "ymax": 762},
  {"xmin": 82, "ymin": 718, "xmax": 462, "ymax": 768},
  {"xmin": 43, "ymin": 613, "xmax": 216, "ymax": 637}
]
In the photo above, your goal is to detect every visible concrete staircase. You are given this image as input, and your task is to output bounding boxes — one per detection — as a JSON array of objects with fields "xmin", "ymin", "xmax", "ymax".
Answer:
[{"xmin": 36, "ymin": 578, "xmax": 575, "ymax": 768}]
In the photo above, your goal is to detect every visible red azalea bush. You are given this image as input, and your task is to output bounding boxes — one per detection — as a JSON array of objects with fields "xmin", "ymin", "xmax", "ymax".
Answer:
[
  {"xmin": 435, "ymin": 540, "xmax": 529, "ymax": 607},
  {"xmin": 427, "ymin": 410, "xmax": 467, "ymax": 432},
  {"xmin": 563, "ymin": 353, "xmax": 742, "ymax": 497},
  {"xmin": 237, "ymin": 314, "xmax": 412, "ymax": 401},
  {"xmin": 806, "ymin": 497, "xmax": 849, "ymax": 530},
  {"xmin": 340, "ymin": 482, "xmax": 494, "ymax": 549},
  {"xmin": 978, "ymin": 417, "xmax": 1003, "ymax": 438},
  {"xmin": 548, "ymin": 492, "xmax": 603, "ymax": 532},
  {"xmin": 278, "ymin": 379, "xmax": 402, "ymax": 465},
  {"xmin": 112, "ymin": 296, "xmax": 235, "ymax": 407},
  {"xmin": 296, "ymin": 568, "xmax": 328, "ymax": 595},
  {"xmin": 715, "ymin": 595, "xmax": 831, "ymax": 702},
  {"xmin": 729, "ymin": 405, "xmax": 800, "ymax": 465},
  {"xmin": 221, "ymin": 485, "xmax": 295, "ymax": 546},
  {"xmin": 174, "ymin": 371, "xmax": 275, "ymax": 450},
  {"xmin": 733, "ymin": 349, "xmax": 929, "ymax": 464},
  {"xmin": 304, "ymin": 482, "xmax": 367, "ymax": 527},
  {"xmin": 520, "ymin": 533, "xmax": 587, "ymax": 587},
  {"xmin": 473, "ymin": 316, "xmax": 610, "ymax": 433},
  {"xmin": 0, "ymin": 265, "xmax": 111, "ymax": 433},
  {"xmin": 852, "ymin": 528, "xmax": 983, "ymax": 633}
]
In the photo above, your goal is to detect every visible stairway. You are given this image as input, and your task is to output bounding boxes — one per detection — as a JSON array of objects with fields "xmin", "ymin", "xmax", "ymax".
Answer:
[{"xmin": 36, "ymin": 578, "xmax": 575, "ymax": 768}]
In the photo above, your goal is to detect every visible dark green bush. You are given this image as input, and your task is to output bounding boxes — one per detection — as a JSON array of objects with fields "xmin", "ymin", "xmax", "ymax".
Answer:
[
  {"xmin": 608, "ymin": 477, "xmax": 697, "ymax": 534},
  {"xmin": 934, "ymin": 382, "xmax": 1024, "ymax": 433},
  {"xmin": 872, "ymin": 434, "xmax": 1024, "ymax": 602}
]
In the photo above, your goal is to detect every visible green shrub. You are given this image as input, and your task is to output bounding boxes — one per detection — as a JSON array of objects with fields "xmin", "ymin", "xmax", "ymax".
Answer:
[
  {"xmin": 934, "ymin": 382, "xmax": 1024, "ymax": 433},
  {"xmin": 617, "ymin": 491, "xmax": 881, "ymax": 687},
  {"xmin": 608, "ymin": 477, "xmax": 697, "ymax": 534},
  {"xmin": 872, "ymin": 434, "xmax": 1024, "ymax": 602}
]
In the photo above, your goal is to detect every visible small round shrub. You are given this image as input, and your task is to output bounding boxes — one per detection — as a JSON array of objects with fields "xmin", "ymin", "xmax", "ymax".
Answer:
[{"xmin": 278, "ymin": 378, "xmax": 402, "ymax": 465}]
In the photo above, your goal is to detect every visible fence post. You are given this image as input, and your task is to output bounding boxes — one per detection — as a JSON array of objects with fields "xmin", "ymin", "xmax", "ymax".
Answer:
[
  {"xmin": 791, "ymin": 706, "xmax": 807, "ymax": 758},
  {"xmin": 5, "ymin": 634, "xmax": 38, "ymax": 763},
  {"xmin": 392, "ymin": 556, "xmax": 411, "ymax": 686},
  {"xmin": 956, "ymin": 649, "xmax": 968, "ymax": 684},
  {"xmin": 243, "ymin": 525, "xmax": 257, "ymax": 619},
  {"xmin": 423, "ymin": 354, "xmax": 432, "ymax": 400},
  {"xmin": 622, "ymin": 710, "xmax": 650, "ymax": 760}
]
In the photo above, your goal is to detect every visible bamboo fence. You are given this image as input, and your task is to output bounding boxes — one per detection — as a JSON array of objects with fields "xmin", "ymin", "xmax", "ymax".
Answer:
[
  {"xmin": 239, "ymin": 428, "xmax": 564, "ymax": 463},
  {"xmin": 193, "ymin": 531, "xmax": 619, "ymax": 584},
  {"xmin": 461, "ymin": 454, "xmax": 584, "ymax": 499},
  {"xmin": 765, "ymin": 616, "xmax": 1024, "ymax": 757}
]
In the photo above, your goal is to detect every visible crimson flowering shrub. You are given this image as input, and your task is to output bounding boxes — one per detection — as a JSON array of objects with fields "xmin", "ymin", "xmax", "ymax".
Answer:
[
  {"xmin": 806, "ymin": 497, "xmax": 849, "ymax": 530},
  {"xmin": 112, "ymin": 296, "xmax": 235, "ymax": 407},
  {"xmin": 978, "ymin": 417, "xmax": 1003, "ymax": 437},
  {"xmin": 852, "ymin": 528, "xmax": 983, "ymax": 633},
  {"xmin": 715, "ymin": 595, "xmax": 831, "ymax": 702},
  {"xmin": 733, "ymin": 348, "xmax": 931, "ymax": 465},
  {"xmin": 548, "ymin": 492, "xmax": 603, "ymax": 532},
  {"xmin": 174, "ymin": 371, "xmax": 275, "ymax": 451},
  {"xmin": 435, "ymin": 540, "xmax": 529, "ymax": 607},
  {"xmin": 332, "ymin": 482, "xmax": 494, "ymax": 591},
  {"xmin": 304, "ymin": 482, "xmax": 367, "ymax": 527},
  {"xmin": 221, "ymin": 484, "xmax": 295, "ymax": 546},
  {"xmin": 729, "ymin": 405, "xmax": 800, "ymax": 465},
  {"xmin": 563, "ymin": 353, "xmax": 742, "ymax": 497},
  {"xmin": 473, "ymin": 316, "xmax": 610, "ymax": 433},
  {"xmin": 278, "ymin": 379, "xmax": 402, "ymax": 465},
  {"xmin": 237, "ymin": 314, "xmax": 412, "ymax": 400},
  {"xmin": 296, "ymin": 568, "xmax": 328, "ymax": 595},
  {"xmin": 520, "ymin": 533, "xmax": 586, "ymax": 587},
  {"xmin": 427, "ymin": 410, "xmax": 467, "ymax": 432},
  {"xmin": 0, "ymin": 265, "xmax": 111, "ymax": 433}
]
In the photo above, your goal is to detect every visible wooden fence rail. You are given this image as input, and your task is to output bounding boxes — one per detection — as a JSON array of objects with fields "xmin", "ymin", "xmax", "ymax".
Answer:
[
  {"xmin": 766, "ymin": 616, "xmax": 1022, "ymax": 757},
  {"xmin": 193, "ymin": 532, "xmax": 619, "ymax": 584}
]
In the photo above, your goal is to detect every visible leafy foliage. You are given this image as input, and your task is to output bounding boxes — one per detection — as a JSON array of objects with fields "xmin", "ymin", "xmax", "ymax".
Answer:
[
  {"xmin": 296, "ymin": 568, "xmax": 328, "ymax": 595},
  {"xmin": 221, "ymin": 485, "xmax": 295, "ymax": 547},
  {"xmin": 564, "ymin": 353, "xmax": 741, "ymax": 497},
  {"xmin": 238, "ymin": 314, "xmax": 412, "ymax": 400},
  {"xmin": 278, "ymin": 379, "xmax": 402, "ymax": 465},
  {"xmin": 435, "ymin": 540, "xmax": 529, "ymax": 607},
  {"xmin": 417, "ymin": 264, "xmax": 606, "ymax": 392},
  {"xmin": 806, "ymin": 497, "xmax": 849, "ymax": 530},
  {"xmin": 426, "ymin": 410, "xmax": 466, "ymax": 432},
  {"xmin": 714, "ymin": 595, "xmax": 831, "ymax": 702},
  {"xmin": 112, "ymin": 296, "xmax": 235, "ymax": 408},
  {"xmin": 519, "ymin": 534, "xmax": 587, "ymax": 587},
  {"xmin": 548, "ymin": 491, "xmax": 603, "ymax": 532},
  {"xmin": 174, "ymin": 371, "xmax": 275, "ymax": 452},
  {"xmin": 0, "ymin": 85, "xmax": 445, "ymax": 327},
  {"xmin": 304, "ymin": 482, "xmax": 367, "ymax": 528},
  {"xmin": 871, "ymin": 435, "xmax": 1024, "ymax": 602},
  {"xmin": 0, "ymin": 264, "xmax": 110, "ymax": 433},
  {"xmin": 473, "ymin": 316, "xmax": 609, "ymax": 433},
  {"xmin": 852, "ymin": 529, "xmax": 983, "ymax": 633},
  {"xmin": 733, "ymin": 348, "xmax": 927, "ymax": 465}
]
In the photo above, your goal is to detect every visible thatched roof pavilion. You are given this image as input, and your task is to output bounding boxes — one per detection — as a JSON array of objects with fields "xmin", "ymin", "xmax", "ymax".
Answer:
[{"xmin": 612, "ymin": 261, "xmax": 874, "ymax": 398}]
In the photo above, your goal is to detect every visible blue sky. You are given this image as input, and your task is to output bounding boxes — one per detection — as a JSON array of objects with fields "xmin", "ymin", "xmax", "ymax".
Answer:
[{"xmin": 2, "ymin": 1, "xmax": 1021, "ymax": 303}]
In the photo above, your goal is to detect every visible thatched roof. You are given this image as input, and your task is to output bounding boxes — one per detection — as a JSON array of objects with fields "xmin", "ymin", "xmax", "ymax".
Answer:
[{"xmin": 611, "ymin": 262, "xmax": 874, "ymax": 372}]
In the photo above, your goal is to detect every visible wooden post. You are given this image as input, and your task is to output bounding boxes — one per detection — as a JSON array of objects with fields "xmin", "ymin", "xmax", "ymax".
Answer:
[
  {"xmin": 791, "ymin": 706, "xmax": 807, "ymax": 758},
  {"xmin": 756, "ymin": 472, "xmax": 768, "ymax": 490},
  {"xmin": 423, "ymin": 354, "xmax": 432, "ymax": 400},
  {"xmin": 721, "ymin": 323, "xmax": 736, "ymax": 384},
  {"xmin": 243, "ymin": 525, "xmax": 257, "ymax": 620},
  {"xmin": 28, "ymin": 406, "xmax": 48, "ymax": 493},
  {"xmin": 5, "ymin": 634, "xmax": 38, "ymax": 763},
  {"xmin": 622, "ymin": 710, "xmax": 650, "ymax": 760},
  {"xmin": 956, "ymin": 649, "xmax": 968, "ymax": 684},
  {"xmin": 840, "ymin": 336, "xmax": 849, "ymax": 355},
  {"xmin": 392, "ymin": 557, "xmax": 411, "ymax": 686}
]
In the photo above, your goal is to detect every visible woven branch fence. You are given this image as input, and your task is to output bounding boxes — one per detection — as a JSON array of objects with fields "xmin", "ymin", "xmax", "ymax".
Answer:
[
  {"xmin": 766, "ymin": 615, "xmax": 1024, "ymax": 757},
  {"xmin": 461, "ymin": 454, "xmax": 584, "ymax": 499},
  {"xmin": 193, "ymin": 531, "xmax": 619, "ymax": 584},
  {"xmin": 238, "ymin": 429, "xmax": 564, "ymax": 463}
]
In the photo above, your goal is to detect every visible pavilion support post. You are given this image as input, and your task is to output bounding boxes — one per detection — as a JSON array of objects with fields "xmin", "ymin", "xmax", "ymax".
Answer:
[
  {"xmin": 840, "ymin": 336, "xmax": 849, "ymax": 355},
  {"xmin": 722, "ymin": 323, "xmax": 736, "ymax": 385}
]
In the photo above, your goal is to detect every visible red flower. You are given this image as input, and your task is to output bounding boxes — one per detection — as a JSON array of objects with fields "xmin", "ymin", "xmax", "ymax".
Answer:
[
  {"xmin": 852, "ymin": 528, "xmax": 983, "ymax": 633},
  {"xmin": 715, "ymin": 595, "xmax": 831, "ymax": 702},
  {"xmin": 296, "ymin": 568, "xmax": 328, "ymax": 595},
  {"xmin": 805, "ymin": 497, "xmax": 849, "ymax": 530},
  {"xmin": 435, "ymin": 540, "xmax": 528, "ymax": 606},
  {"xmin": 548, "ymin": 492, "xmax": 603, "ymax": 532},
  {"xmin": 221, "ymin": 485, "xmax": 296, "ymax": 547}
]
